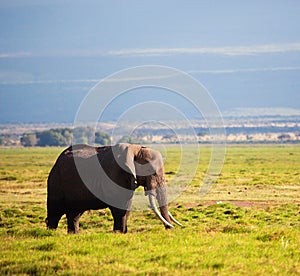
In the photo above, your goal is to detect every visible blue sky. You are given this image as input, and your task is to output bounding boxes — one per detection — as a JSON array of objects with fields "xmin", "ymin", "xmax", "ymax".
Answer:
[{"xmin": 0, "ymin": 0, "xmax": 300, "ymax": 122}]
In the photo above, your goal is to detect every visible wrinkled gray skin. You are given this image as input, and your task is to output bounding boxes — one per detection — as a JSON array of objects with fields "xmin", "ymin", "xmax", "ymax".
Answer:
[{"xmin": 46, "ymin": 143, "xmax": 174, "ymax": 233}]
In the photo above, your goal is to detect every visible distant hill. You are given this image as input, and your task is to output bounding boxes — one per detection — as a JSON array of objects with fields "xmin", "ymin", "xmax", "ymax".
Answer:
[{"xmin": 1, "ymin": 57, "xmax": 300, "ymax": 124}]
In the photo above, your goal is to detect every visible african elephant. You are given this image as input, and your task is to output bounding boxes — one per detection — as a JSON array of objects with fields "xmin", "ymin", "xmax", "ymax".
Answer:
[{"xmin": 46, "ymin": 143, "xmax": 181, "ymax": 233}]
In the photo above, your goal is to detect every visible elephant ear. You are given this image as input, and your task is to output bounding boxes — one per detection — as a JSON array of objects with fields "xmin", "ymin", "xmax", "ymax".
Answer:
[{"xmin": 112, "ymin": 143, "xmax": 141, "ymax": 180}]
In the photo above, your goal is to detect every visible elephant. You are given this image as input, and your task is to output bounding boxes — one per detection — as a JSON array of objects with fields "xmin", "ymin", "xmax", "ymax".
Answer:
[{"xmin": 46, "ymin": 143, "xmax": 181, "ymax": 233}]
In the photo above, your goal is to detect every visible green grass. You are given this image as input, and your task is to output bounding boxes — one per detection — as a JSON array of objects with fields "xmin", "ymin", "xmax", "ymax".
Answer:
[{"xmin": 0, "ymin": 145, "xmax": 300, "ymax": 275}]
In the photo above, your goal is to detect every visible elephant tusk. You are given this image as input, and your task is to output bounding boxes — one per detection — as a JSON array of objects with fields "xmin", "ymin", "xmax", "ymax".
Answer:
[
  {"xmin": 168, "ymin": 212, "xmax": 183, "ymax": 226},
  {"xmin": 148, "ymin": 195, "xmax": 174, "ymax": 228}
]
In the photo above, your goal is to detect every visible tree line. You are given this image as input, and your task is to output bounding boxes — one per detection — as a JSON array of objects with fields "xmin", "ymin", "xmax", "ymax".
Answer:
[{"xmin": 20, "ymin": 127, "xmax": 111, "ymax": 147}]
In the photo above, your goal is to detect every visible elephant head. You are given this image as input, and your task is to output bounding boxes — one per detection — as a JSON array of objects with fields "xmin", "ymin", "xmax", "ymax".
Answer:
[{"xmin": 113, "ymin": 143, "xmax": 182, "ymax": 228}]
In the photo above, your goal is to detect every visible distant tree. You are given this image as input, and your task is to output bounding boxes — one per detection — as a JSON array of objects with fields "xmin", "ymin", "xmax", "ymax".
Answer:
[
  {"xmin": 118, "ymin": 135, "xmax": 136, "ymax": 144},
  {"xmin": 95, "ymin": 131, "xmax": 111, "ymax": 145},
  {"xmin": 37, "ymin": 129, "xmax": 70, "ymax": 146},
  {"xmin": 73, "ymin": 127, "xmax": 94, "ymax": 144},
  {"xmin": 60, "ymin": 128, "xmax": 73, "ymax": 144},
  {"xmin": 37, "ymin": 130, "xmax": 57, "ymax": 146},
  {"xmin": 278, "ymin": 134, "xmax": 291, "ymax": 141},
  {"xmin": 197, "ymin": 131, "xmax": 207, "ymax": 137},
  {"xmin": 20, "ymin": 127, "xmax": 111, "ymax": 147},
  {"xmin": 0, "ymin": 134, "xmax": 19, "ymax": 146},
  {"xmin": 21, "ymin": 133, "xmax": 38, "ymax": 147}
]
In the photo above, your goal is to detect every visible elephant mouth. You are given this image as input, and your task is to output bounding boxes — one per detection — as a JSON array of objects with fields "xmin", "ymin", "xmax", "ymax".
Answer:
[{"xmin": 148, "ymin": 194, "xmax": 182, "ymax": 228}]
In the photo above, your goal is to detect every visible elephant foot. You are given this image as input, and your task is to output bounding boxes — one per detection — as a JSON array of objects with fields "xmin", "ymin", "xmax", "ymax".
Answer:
[
  {"xmin": 113, "ymin": 230, "xmax": 126, "ymax": 234},
  {"xmin": 165, "ymin": 225, "xmax": 173, "ymax": 230},
  {"xmin": 68, "ymin": 229, "xmax": 79, "ymax": 234},
  {"xmin": 45, "ymin": 216, "xmax": 60, "ymax": 230}
]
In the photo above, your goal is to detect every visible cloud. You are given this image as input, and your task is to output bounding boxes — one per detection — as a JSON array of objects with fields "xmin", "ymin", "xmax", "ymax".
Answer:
[
  {"xmin": 105, "ymin": 43, "xmax": 300, "ymax": 57},
  {"xmin": 2, "ymin": 43, "xmax": 300, "ymax": 59},
  {"xmin": 224, "ymin": 107, "xmax": 300, "ymax": 117},
  {"xmin": 0, "ymin": 52, "xmax": 31, "ymax": 58},
  {"xmin": 188, "ymin": 66, "xmax": 300, "ymax": 75},
  {"xmin": 1, "ymin": 66, "xmax": 300, "ymax": 85}
]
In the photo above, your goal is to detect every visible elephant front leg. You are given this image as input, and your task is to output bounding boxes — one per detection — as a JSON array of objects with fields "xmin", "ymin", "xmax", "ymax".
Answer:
[
  {"xmin": 46, "ymin": 214, "xmax": 63, "ymax": 230},
  {"xmin": 46, "ymin": 198, "xmax": 64, "ymax": 230},
  {"xmin": 66, "ymin": 211, "xmax": 83, "ymax": 234},
  {"xmin": 110, "ymin": 208, "xmax": 130, "ymax": 233}
]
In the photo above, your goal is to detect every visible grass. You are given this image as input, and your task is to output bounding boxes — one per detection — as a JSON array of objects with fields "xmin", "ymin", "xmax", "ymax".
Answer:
[{"xmin": 0, "ymin": 145, "xmax": 300, "ymax": 275}]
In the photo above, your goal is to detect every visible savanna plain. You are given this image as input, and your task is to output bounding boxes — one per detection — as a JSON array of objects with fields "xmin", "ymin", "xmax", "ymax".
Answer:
[{"xmin": 0, "ymin": 145, "xmax": 299, "ymax": 275}]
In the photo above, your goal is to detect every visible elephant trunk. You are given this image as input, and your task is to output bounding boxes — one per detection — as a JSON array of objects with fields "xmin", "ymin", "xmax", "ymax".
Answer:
[
  {"xmin": 156, "ymin": 184, "xmax": 172, "ymax": 228},
  {"xmin": 148, "ymin": 184, "xmax": 182, "ymax": 228},
  {"xmin": 148, "ymin": 194, "xmax": 173, "ymax": 228},
  {"xmin": 159, "ymin": 205, "xmax": 173, "ymax": 229}
]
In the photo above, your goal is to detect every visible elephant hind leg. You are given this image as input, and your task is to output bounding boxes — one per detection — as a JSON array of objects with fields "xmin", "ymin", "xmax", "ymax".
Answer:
[{"xmin": 66, "ymin": 211, "xmax": 84, "ymax": 234}]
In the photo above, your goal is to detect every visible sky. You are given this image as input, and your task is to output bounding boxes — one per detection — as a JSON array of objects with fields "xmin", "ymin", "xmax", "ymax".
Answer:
[{"xmin": 0, "ymin": 0, "xmax": 300, "ymax": 123}]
